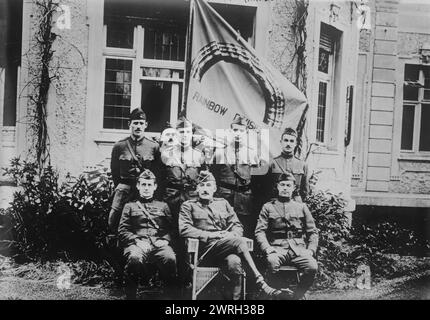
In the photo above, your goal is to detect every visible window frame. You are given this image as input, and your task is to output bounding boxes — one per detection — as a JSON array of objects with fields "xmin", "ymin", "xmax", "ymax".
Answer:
[
  {"xmin": 99, "ymin": 1, "xmax": 258, "ymax": 136},
  {"xmin": 101, "ymin": 23, "xmax": 185, "ymax": 135},
  {"xmin": 315, "ymin": 24, "xmax": 337, "ymax": 145},
  {"xmin": 400, "ymin": 64, "xmax": 430, "ymax": 154}
]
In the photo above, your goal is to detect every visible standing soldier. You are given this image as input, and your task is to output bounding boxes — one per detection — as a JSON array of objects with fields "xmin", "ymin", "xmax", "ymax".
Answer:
[
  {"xmin": 109, "ymin": 108, "xmax": 161, "ymax": 232},
  {"xmin": 211, "ymin": 116, "xmax": 260, "ymax": 237},
  {"xmin": 162, "ymin": 118, "xmax": 205, "ymax": 219},
  {"xmin": 119, "ymin": 170, "xmax": 177, "ymax": 300},
  {"xmin": 255, "ymin": 172, "xmax": 318, "ymax": 300},
  {"xmin": 161, "ymin": 118, "xmax": 205, "ymax": 287},
  {"xmin": 269, "ymin": 127, "xmax": 310, "ymax": 202},
  {"xmin": 179, "ymin": 170, "xmax": 281, "ymax": 299}
]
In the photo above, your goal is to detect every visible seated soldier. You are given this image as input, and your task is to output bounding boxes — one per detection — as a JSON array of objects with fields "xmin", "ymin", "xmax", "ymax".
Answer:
[
  {"xmin": 255, "ymin": 173, "xmax": 319, "ymax": 300},
  {"xmin": 179, "ymin": 170, "xmax": 281, "ymax": 300},
  {"xmin": 118, "ymin": 169, "xmax": 178, "ymax": 300}
]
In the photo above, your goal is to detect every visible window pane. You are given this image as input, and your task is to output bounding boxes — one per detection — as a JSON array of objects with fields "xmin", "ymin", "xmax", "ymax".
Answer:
[
  {"xmin": 318, "ymin": 48, "xmax": 330, "ymax": 74},
  {"xmin": 424, "ymin": 66, "xmax": 430, "ymax": 89},
  {"xmin": 103, "ymin": 58, "xmax": 133, "ymax": 129},
  {"xmin": 403, "ymin": 84, "xmax": 419, "ymax": 101},
  {"xmin": 401, "ymin": 105, "xmax": 415, "ymax": 150},
  {"xmin": 419, "ymin": 104, "xmax": 430, "ymax": 151},
  {"xmin": 316, "ymin": 82, "xmax": 328, "ymax": 143},
  {"xmin": 144, "ymin": 27, "xmax": 186, "ymax": 61},
  {"xmin": 106, "ymin": 20, "xmax": 134, "ymax": 49},
  {"xmin": 404, "ymin": 64, "xmax": 420, "ymax": 82},
  {"xmin": 141, "ymin": 81, "xmax": 172, "ymax": 132}
]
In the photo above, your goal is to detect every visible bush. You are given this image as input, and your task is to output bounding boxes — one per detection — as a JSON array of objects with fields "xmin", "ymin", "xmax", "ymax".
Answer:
[
  {"xmin": 304, "ymin": 191, "xmax": 354, "ymax": 287},
  {"xmin": 351, "ymin": 222, "xmax": 430, "ymax": 257},
  {"xmin": 1, "ymin": 158, "xmax": 114, "ymax": 262},
  {"xmin": 305, "ymin": 190, "xmax": 430, "ymax": 288}
]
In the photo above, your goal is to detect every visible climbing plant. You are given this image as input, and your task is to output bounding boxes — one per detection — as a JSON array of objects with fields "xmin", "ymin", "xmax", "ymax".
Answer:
[
  {"xmin": 23, "ymin": 0, "xmax": 59, "ymax": 170},
  {"xmin": 22, "ymin": 0, "xmax": 85, "ymax": 171}
]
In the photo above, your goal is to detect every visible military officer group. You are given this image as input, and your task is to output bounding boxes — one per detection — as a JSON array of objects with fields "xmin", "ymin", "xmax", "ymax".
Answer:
[{"xmin": 108, "ymin": 108, "xmax": 319, "ymax": 300}]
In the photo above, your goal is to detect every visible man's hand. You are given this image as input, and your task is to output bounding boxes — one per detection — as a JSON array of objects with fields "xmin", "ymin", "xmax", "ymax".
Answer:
[
  {"xmin": 265, "ymin": 247, "xmax": 277, "ymax": 255},
  {"xmin": 304, "ymin": 248, "xmax": 315, "ymax": 257},
  {"xmin": 209, "ymin": 230, "xmax": 230, "ymax": 240},
  {"xmin": 309, "ymin": 170, "xmax": 321, "ymax": 191},
  {"xmin": 135, "ymin": 239, "xmax": 152, "ymax": 253},
  {"xmin": 153, "ymin": 239, "xmax": 169, "ymax": 248}
]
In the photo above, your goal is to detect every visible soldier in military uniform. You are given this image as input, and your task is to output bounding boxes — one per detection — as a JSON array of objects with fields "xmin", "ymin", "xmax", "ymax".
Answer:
[
  {"xmin": 162, "ymin": 118, "xmax": 205, "ymax": 218},
  {"xmin": 268, "ymin": 127, "xmax": 310, "ymax": 202},
  {"xmin": 160, "ymin": 118, "xmax": 205, "ymax": 287},
  {"xmin": 109, "ymin": 108, "xmax": 161, "ymax": 232},
  {"xmin": 179, "ymin": 170, "xmax": 281, "ymax": 300},
  {"xmin": 118, "ymin": 169, "xmax": 177, "ymax": 300},
  {"xmin": 211, "ymin": 117, "xmax": 260, "ymax": 237},
  {"xmin": 255, "ymin": 172, "xmax": 318, "ymax": 300}
]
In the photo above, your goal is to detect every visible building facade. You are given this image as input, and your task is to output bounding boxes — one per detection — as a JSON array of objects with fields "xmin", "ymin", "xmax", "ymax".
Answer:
[
  {"xmin": 352, "ymin": 0, "xmax": 430, "ymax": 209},
  {"xmin": 0, "ymin": 0, "xmax": 360, "ymax": 209}
]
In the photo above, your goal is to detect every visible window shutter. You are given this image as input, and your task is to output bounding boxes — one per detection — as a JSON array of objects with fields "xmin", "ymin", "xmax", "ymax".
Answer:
[{"xmin": 320, "ymin": 31, "xmax": 333, "ymax": 53}]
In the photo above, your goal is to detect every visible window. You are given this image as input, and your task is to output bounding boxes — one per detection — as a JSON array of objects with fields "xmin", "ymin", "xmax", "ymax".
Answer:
[
  {"xmin": 103, "ymin": 58, "xmax": 133, "ymax": 129},
  {"xmin": 401, "ymin": 64, "xmax": 430, "ymax": 152},
  {"xmin": 316, "ymin": 82, "xmax": 328, "ymax": 142},
  {"xmin": 143, "ymin": 25, "xmax": 186, "ymax": 61},
  {"xmin": 102, "ymin": 0, "xmax": 256, "ymax": 132},
  {"xmin": 1, "ymin": 0, "xmax": 22, "ymax": 127},
  {"xmin": 316, "ymin": 23, "xmax": 339, "ymax": 143}
]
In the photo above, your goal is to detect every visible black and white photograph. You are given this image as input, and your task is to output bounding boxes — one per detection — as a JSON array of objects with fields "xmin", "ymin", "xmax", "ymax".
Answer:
[{"xmin": 0, "ymin": 0, "xmax": 429, "ymax": 303}]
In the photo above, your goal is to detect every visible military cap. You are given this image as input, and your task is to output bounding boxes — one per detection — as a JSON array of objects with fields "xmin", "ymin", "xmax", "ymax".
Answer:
[
  {"xmin": 138, "ymin": 169, "xmax": 156, "ymax": 181},
  {"xmin": 282, "ymin": 127, "xmax": 297, "ymax": 137},
  {"xmin": 277, "ymin": 172, "xmax": 296, "ymax": 183},
  {"xmin": 130, "ymin": 108, "xmax": 146, "ymax": 121},
  {"xmin": 196, "ymin": 170, "xmax": 216, "ymax": 183},
  {"xmin": 231, "ymin": 116, "xmax": 247, "ymax": 127},
  {"xmin": 176, "ymin": 117, "xmax": 193, "ymax": 129}
]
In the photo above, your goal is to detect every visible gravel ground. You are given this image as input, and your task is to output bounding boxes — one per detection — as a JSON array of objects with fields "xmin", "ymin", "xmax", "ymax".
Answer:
[{"xmin": 0, "ymin": 255, "xmax": 429, "ymax": 300}]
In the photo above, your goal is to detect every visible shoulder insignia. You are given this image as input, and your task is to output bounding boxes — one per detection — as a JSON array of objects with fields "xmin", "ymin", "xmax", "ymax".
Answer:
[{"xmin": 144, "ymin": 136, "xmax": 158, "ymax": 145}]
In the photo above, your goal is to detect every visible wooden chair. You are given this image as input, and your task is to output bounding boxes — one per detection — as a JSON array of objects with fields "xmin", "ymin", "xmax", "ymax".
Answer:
[{"xmin": 186, "ymin": 238, "xmax": 253, "ymax": 300}]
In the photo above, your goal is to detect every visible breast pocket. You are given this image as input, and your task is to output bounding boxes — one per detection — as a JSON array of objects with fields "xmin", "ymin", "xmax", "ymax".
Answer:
[{"xmin": 268, "ymin": 216, "xmax": 285, "ymax": 230}]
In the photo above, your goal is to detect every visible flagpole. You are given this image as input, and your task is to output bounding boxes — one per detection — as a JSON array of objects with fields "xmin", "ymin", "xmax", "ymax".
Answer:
[{"xmin": 181, "ymin": 0, "xmax": 195, "ymax": 119}]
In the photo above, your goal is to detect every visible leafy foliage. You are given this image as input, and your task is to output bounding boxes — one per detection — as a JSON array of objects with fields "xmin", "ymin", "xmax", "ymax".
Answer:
[
  {"xmin": 350, "ymin": 222, "xmax": 430, "ymax": 257},
  {"xmin": 304, "ymin": 191, "xmax": 353, "ymax": 287},
  {"xmin": 1, "ymin": 157, "xmax": 114, "ymax": 262},
  {"xmin": 305, "ymin": 190, "xmax": 430, "ymax": 288}
]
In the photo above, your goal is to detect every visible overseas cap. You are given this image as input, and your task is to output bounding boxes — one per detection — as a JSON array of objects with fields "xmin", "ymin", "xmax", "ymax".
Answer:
[
  {"xmin": 197, "ymin": 170, "xmax": 216, "ymax": 184},
  {"xmin": 231, "ymin": 116, "xmax": 247, "ymax": 127},
  {"xmin": 277, "ymin": 172, "xmax": 296, "ymax": 183},
  {"xmin": 282, "ymin": 127, "xmax": 297, "ymax": 138},
  {"xmin": 176, "ymin": 117, "xmax": 193, "ymax": 129},
  {"xmin": 130, "ymin": 108, "xmax": 147, "ymax": 121},
  {"xmin": 138, "ymin": 169, "xmax": 156, "ymax": 181}
]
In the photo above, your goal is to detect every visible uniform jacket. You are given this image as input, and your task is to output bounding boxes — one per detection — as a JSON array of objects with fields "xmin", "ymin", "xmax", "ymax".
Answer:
[
  {"xmin": 110, "ymin": 136, "xmax": 160, "ymax": 187},
  {"xmin": 269, "ymin": 153, "xmax": 309, "ymax": 200},
  {"xmin": 211, "ymin": 141, "xmax": 259, "ymax": 187},
  {"xmin": 161, "ymin": 144, "xmax": 205, "ymax": 207},
  {"xmin": 255, "ymin": 198, "xmax": 318, "ymax": 256},
  {"xmin": 179, "ymin": 197, "xmax": 243, "ymax": 244},
  {"xmin": 161, "ymin": 143, "xmax": 204, "ymax": 188},
  {"xmin": 118, "ymin": 199, "xmax": 174, "ymax": 247}
]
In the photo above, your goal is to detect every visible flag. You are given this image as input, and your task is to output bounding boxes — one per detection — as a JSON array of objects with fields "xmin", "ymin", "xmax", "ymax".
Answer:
[{"xmin": 184, "ymin": 0, "xmax": 308, "ymax": 163}]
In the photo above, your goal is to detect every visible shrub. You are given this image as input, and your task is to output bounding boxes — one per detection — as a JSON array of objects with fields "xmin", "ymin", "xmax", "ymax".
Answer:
[
  {"xmin": 305, "ymin": 190, "xmax": 429, "ymax": 288},
  {"xmin": 350, "ymin": 222, "xmax": 430, "ymax": 257},
  {"xmin": 1, "ymin": 158, "xmax": 114, "ymax": 262},
  {"xmin": 304, "ymin": 190, "xmax": 354, "ymax": 287}
]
